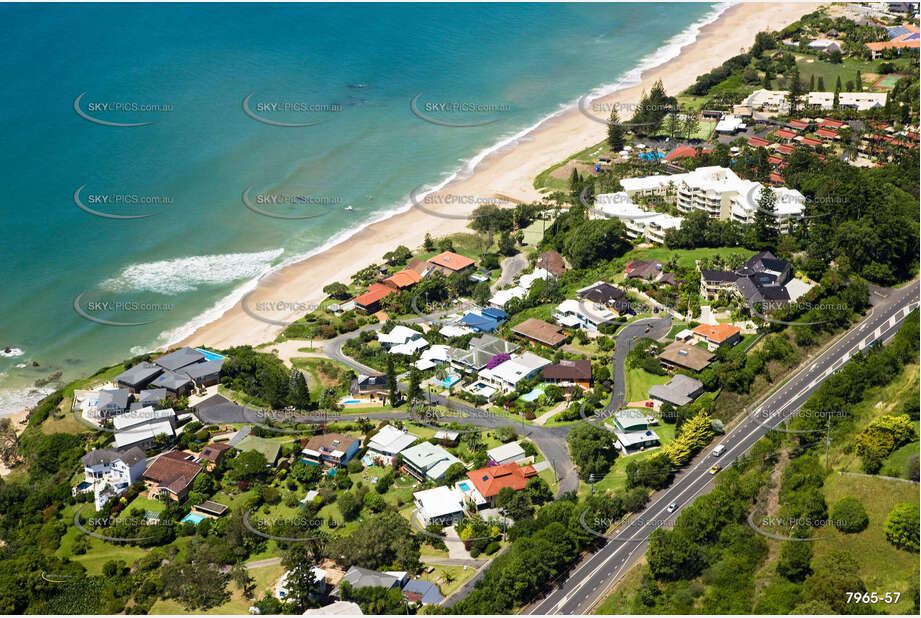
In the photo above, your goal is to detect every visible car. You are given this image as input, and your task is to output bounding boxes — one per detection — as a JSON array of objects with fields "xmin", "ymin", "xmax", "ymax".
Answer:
[
  {"xmin": 644, "ymin": 327, "xmax": 650, "ymax": 333},
  {"xmin": 712, "ymin": 444, "xmax": 726, "ymax": 457},
  {"xmin": 709, "ymin": 465, "xmax": 722, "ymax": 475},
  {"xmin": 666, "ymin": 502, "xmax": 677, "ymax": 513}
]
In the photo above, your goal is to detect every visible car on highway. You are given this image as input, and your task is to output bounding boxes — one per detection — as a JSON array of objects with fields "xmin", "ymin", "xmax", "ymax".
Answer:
[
  {"xmin": 666, "ymin": 502, "xmax": 677, "ymax": 513},
  {"xmin": 712, "ymin": 444, "xmax": 726, "ymax": 457},
  {"xmin": 709, "ymin": 465, "xmax": 722, "ymax": 475}
]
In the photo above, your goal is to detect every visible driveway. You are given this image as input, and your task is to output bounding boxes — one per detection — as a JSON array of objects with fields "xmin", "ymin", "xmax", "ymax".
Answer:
[
  {"xmin": 604, "ymin": 317, "xmax": 672, "ymax": 414},
  {"xmin": 491, "ymin": 252, "xmax": 529, "ymax": 292}
]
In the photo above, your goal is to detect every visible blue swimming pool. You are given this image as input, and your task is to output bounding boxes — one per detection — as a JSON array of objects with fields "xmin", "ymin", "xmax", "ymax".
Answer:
[
  {"xmin": 195, "ymin": 348, "xmax": 226, "ymax": 362},
  {"xmin": 343, "ymin": 399, "xmax": 361, "ymax": 404},
  {"xmin": 519, "ymin": 385, "xmax": 546, "ymax": 402},
  {"xmin": 442, "ymin": 375, "xmax": 461, "ymax": 388},
  {"xmin": 638, "ymin": 152, "xmax": 664, "ymax": 161},
  {"xmin": 458, "ymin": 481, "xmax": 472, "ymax": 491},
  {"xmin": 181, "ymin": 512, "xmax": 206, "ymax": 525}
]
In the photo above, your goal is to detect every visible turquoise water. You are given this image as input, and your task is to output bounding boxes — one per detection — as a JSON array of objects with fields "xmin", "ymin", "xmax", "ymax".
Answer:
[
  {"xmin": 0, "ymin": 2, "xmax": 724, "ymax": 413},
  {"xmin": 195, "ymin": 348, "xmax": 226, "ymax": 362},
  {"xmin": 343, "ymin": 399, "xmax": 361, "ymax": 404},
  {"xmin": 458, "ymin": 481, "xmax": 472, "ymax": 491},
  {"xmin": 441, "ymin": 375, "xmax": 461, "ymax": 388},
  {"xmin": 519, "ymin": 385, "xmax": 547, "ymax": 402},
  {"xmin": 181, "ymin": 512, "xmax": 206, "ymax": 525}
]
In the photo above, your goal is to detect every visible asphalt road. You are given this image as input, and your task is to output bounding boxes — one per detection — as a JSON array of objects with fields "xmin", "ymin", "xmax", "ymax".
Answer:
[
  {"xmin": 605, "ymin": 316, "xmax": 672, "ymax": 413},
  {"xmin": 492, "ymin": 253, "xmax": 529, "ymax": 292},
  {"xmin": 527, "ymin": 280, "xmax": 919, "ymax": 615}
]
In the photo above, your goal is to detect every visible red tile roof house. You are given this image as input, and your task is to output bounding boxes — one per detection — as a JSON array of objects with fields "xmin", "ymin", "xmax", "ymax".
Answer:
[
  {"xmin": 466, "ymin": 462, "xmax": 537, "ymax": 507},
  {"xmin": 352, "ymin": 282, "xmax": 394, "ymax": 313},
  {"xmin": 798, "ymin": 137, "xmax": 822, "ymax": 148},
  {"xmin": 788, "ymin": 119, "xmax": 809, "ymax": 131},
  {"xmin": 815, "ymin": 128, "xmax": 839, "ymax": 140},
  {"xmin": 664, "ymin": 145, "xmax": 712, "ymax": 162},
  {"xmin": 426, "ymin": 251, "xmax": 475, "ymax": 276},
  {"xmin": 383, "ymin": 269, "xmax": 421, "ymax": 291},
  {"xmin": 143, "ymin": 451, "xmax": 202, "ymax": 501},
  {"xmin": 774, "ymin": 129, "xmax": 797, "ymax": 141},
  {"xmin": 691, "ymin": 323, "xmax": 742, "ymax": 351},
  {"xmin": 747, "ymin": 137, "xmax": 770, "ymax": 148},
  {"xmin": 775, "ymin": 144, "xmax": 795, "ymax": 156},
  {"xmin": 818, "ymin": 118, "xmax": 845, "ymax": 130},
  {"xmin": 768, "ymin": 172, "xmax": 785, "ymax": 185}
]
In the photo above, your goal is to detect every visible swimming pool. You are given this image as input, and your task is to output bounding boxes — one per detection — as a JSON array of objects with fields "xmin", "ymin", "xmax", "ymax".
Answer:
[
  {"xmin": 519, "ymin": 385, "xmax": 546, "ymax": 402},
  {"xmin": 458, "ymin": 481, "xmax": 472, "ymax": 491},
  {"xmin": 342, "ymin": 399, "xmax": 361, "ymax": 404},
  {"xmin": 638, "ymin": 152, "xmax": 664, "ymax": 161},
  {"xmin": 195, "ymin": 348, "xmax": 226, "ymax": 362},
  {"xmin": 441, "ymin": 375, "xmax": 461, "ymax": 388},
  {"xmin": 181, "ymin": 512, "xmax": 206, "ymax": 525}
]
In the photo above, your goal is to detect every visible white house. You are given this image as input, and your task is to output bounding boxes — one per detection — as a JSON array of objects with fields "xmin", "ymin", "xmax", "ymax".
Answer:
[
  {"xmin": 76, "ymin": 447, "xmax": 147, "ymax": 511},
  {"xmin": 389, "ymin": 337, "xmax": 429, "ymax": 356},
  {"xmin": 112, "ymin": 406, "xmax": 176, "ymax": 432},
  {"xmin": 413, "ymin": 344, "xmax": 451, "ymax": 371},
  {"xmin": 275, "ymin": 568, "xmax": 328, "ymax": 600},
  {"xmin": 366, "ymin": 425, "xmax": 418, "ymax": 460},
  {"xmin": 487, "ymin": 441, "xmax": 526, "ymax": 465},
  {"xmin": 478, "ymin": 352, "xmax": 551, "ymax": 393},
  {"xmin": 413, "ymin": 485, "xmax": 466, "ymax": 526},
  {"xmin": 378, "ymin": 325, "xmax": 424, "ymax": 349},
  {"xmin": 554, "ymin": 299, "xmax": 617, "ymax": 331}
]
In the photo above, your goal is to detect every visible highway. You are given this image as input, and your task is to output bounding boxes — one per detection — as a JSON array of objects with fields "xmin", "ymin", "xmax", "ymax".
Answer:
[{"xmin": 527, "ymin": 279, "xmax": 919, "ymax": 615}]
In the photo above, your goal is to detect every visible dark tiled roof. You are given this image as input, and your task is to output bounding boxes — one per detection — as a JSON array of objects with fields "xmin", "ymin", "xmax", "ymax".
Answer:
[
  {"xmin": 537, "ymin": 250, "xmax": 567, "ymax": 276},
  {"xmin": 700, "ymin": 269, "xmax": 738, "ymax": 283},
  {"xmin": 579, "ymin": 282, "xmax": 626, "ymax": 305},
  {"xmin": 542, "ymin": 358, "xmax": 592, "ymax": 381},
  {"xmin": 115, "ymin": 362, "xmax": 163, "ymax": 387},
  {"xmin": 81, "ymin": 446, "xmax": 146, "ymax": 468},
  {"xmin": 154, "ymin": 347, "xmax": 206, "ymax": 372}
]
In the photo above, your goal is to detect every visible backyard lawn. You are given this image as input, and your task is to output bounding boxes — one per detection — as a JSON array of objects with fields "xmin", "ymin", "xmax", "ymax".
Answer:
[{"xmin": 624, "ymin": 367, "xmax": 670, "ymax": 403}]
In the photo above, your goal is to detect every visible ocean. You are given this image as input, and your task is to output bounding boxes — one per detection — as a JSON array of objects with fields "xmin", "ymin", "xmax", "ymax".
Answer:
[{"xmin": 0, "ymin": 2, "xmax": 726, "ymax": 414}]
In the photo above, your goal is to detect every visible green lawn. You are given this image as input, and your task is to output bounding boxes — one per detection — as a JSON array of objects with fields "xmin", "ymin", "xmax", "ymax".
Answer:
[
  {"xmin": 577, "ymin": 422, "xmax": 677, "ymax": 499},
  {"xmin": 624, "ymin": 368, "xmax": 670, "ymax": 403},
  {"xmin": 814, "ymin": 473, "xmax": 919, "ymax": 615},
  {"xmin": 791, "ymin": 55, "xmax": 914, "ymax": 92}
]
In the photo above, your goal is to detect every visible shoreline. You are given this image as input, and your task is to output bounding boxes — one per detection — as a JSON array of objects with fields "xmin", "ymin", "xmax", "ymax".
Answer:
[{"xmin": 178, "ymin": 2, "xmax": 821, "ymax": 351}]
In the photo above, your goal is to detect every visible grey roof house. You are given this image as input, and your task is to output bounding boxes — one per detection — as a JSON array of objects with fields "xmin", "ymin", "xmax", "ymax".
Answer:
[{"xmin": 115, "ymin": 362, "xmax": 163, "ymax": 393}]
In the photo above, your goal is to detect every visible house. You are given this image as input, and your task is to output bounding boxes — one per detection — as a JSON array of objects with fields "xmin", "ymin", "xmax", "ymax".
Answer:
[
  {"xmin": 487, "ymin": 441, "xmax": 526, "ymax": 465},
  {"xmin": 478, "ymin": 352, "xmax": 551, "ymax": 393},
  {"xmin": 788, "ymin": 119, "xmax": 809, "ymax": 131},
  {"xmin": 807, "ymin": 38, "xmax": 842, "ymax": 53},
  {"xmin": 113, "ymin": 407, "xmax": 176, "ymax": 450},
  {"xmin": 350, "ymin": 374, "xmax": 388, "ymax": 399},
  {"xmin": 542, "ymin": 358, "xmax": 592, "ymax": 389},
  {"xmin": 426, "ymin": 251, "xmax": 475, "ymax": 276},
  {"xmin": 554, "ymin": 299, "xmax": 617, "ymax": 331},
  {"xmin": 155, "ymin": 347, "xmax": 206, "ymax": 372},
  {"xmin": 95, "ymin": 388, "xmax": 131, "ymax": 417},
  {"xmin": 536, "ymin": 250, "xmax": 567, "ymax": 276},
  {"xmin": 383, "ymin": 269, "xmax": 421, "ymax": 291},
  {"xmin": 148, "ymin": 371, "xmax": 194, "ymax": 397},
  {"xmin": 488, "ymin": 287, "xmax": 526, "ymax": 310},
  {"xmin": 413, "ymin": 485, "xmax": 466, "ymax": 526},
  {"xmin": 815, "ymin": 128, "xmax": 838, "ymax": 140},
  {"xmin": 366, "ymin": 424, "xmax": 418, "ymax": 460},
  {"xmin": 610, "ymin": 409, "xmax": 660, "ymax": 454},
  {"xmin": 76, "ymin": 446, "xmax": 147, "ymax": 510},
  {"xmin": 577, "ymin": 281, "xmax": 626, "ymax": 306},
  {"xmin": 714, "ymin": 115, "xmax": 746, "ymax": 133},
  {"xmin": 625, "ymin": 259, "xmax": 664, "ymax": 281},
  {"xmin": 304, "ymin": 601, "xmax": 363, "ymax": 615},
  {"xmin": 648, "ymin": 374, "xmax": 705, "ymax": 408},
  {"xmin": 401, "ymin": 442, "xmax": 462, "ymax": 482},
  {"xmin": 459, "ymin": 310, "xmax": 501, "ymax": 333},
  {"xmin": 665, "ymin": 145, "xmax": 712, "ymax": 161},
  {"xmin": 700, "ymin": 269, "xmax": 739, "ymax": 299},
  {"xmin": 414, "ymin": 344, "xmax": 452, "ymax": 371},
  {"xmin": 115, "ymin": 361, "xmax": 163, "ymax": 393},
  {"xmin": 511, "ymin": 318, "xmax": 567, "ymax": 348},
  {"xmin": 433, "ymin": 429, "xmax": 460, "ymax": 446},
  {"xmin": 275, "ymin": 568, "xmax": 329, "ymax": 600},
  {"xmin": 866, "ymin": 25, "xmax": 920, "ymax": 58},
  {"xmin": 143, "ymin": 451, "xmax": 202, "ymax": 501},
  {"xmin": 352, "ymin": 283, "xmax": 394, "ymax": 313},
  {"xmin": 691, "ymin": 323, "xmax": 742, "ymax": 350},
  {"xmin": 333, "ymin": 566, "xmax": 407, "ymax": 598},
  {"xmin": 200, "ymin": 442, "xmax": 232, "ymax": 469},
  {"xmin": 658, "ymin": 341, "xmax": 715, "ymax": 373},
  {"xmin": 136, "ymin": 388, "xmax": 168, "ymax": 408},
  {"xmin": 774, "ymin": 128, "xmax": 797, "ymax": 141},
  {"xmin": 302, "ymin": 433, "xmax": 360, "ymax": 467},
  {"xmin": 450, "ymin": 335, "xmax": 519, "ymax": 374},
  {"xmin": 748, "ymin": 136, "xmax": 770, "ymax": 148},
  {"xmin": 465, "ymin": 462, "xmax": 537, "ymax": 506},
  {"xmin": 182, "ymin": 359, "xmax": 225, "ymax": 388},
  {"xmin": 402, "ymin": 579, "xmax": 445, "ymax": 606},
  {"xmin": 378, "ymin": 325, "xmax": 423, "ymax": 349}
]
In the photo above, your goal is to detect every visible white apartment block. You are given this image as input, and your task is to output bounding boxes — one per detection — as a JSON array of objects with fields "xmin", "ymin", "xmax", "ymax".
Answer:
[
  {"xmin": 730, "ymin": 186, "xmax": 806, "ymax": 233},
  {"xmin": 593, "ymin": 192, "xmax": 683, "ymax": 244},
  {"xmin": 737, "ymin": 89, "xmax": 887, "ymax": 114}
]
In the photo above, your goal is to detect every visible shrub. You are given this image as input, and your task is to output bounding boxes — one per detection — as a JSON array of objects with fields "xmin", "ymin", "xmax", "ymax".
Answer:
[
  {"xmin": 830, "ymin": 496, "xmax": 869, "ymax": 533},
  {"xmin": 347, "ymin": 459, "xmax": 363, "ymax": 474},
  {"xmin": 883, "ymin": 502, "xmax": 920, "ymax": 551},
  {"xmin": 484, "ymin": 541, "xmax": 501, "ymax": 555}
]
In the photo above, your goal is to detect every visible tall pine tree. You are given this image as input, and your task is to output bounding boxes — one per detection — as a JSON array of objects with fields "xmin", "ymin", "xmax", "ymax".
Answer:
[
  {"xmin": 287, "ymin": 368, "xmax": 311, "ymax": 410},
  {"xmin": 607, "ymin": 108, "xmax": 625, "ymax": 151}
]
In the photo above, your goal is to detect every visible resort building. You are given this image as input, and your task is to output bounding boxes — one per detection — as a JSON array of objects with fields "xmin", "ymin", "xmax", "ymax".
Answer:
[
  {"xmin": 739, "ymin": 88, "xmax": 888, "ymax": 113},
  {"xmin": 866, "ymin": 25, "xmax": 920, "ymax": 58},
  {"xmin": 465, "ymin": 462, "xmax": 537, "ymax": 507},
  {"xmin": 76, "ymin": 446, "xmax": 147, "ymax": 511},
  {"xmin": 143, "ymin": 451, "xmax": 202, "ymax": 501},
  {"xmin": 302, "ymin": 433, "xmax": 361, "ymax": 467},
  {"xmin": 648, "ymin": 374, "xmax": 705, "ymax": 409},
  {"xmin": 413, "ymin": 485, "xmax": 466, "ymax": 526},
  {"xmin": 511, "ymin": 318, "xmax": 567, "ymax": 348},
  {"xmin": 658, "ymin": 341, "xmax": 716, "ymax": 373},
  {"xmin": 366, "ymin": 424, "xmax": 418, "ymax": 460},
  {"xmin": 729, "ymin": 185, "xmax": 805, "ymax": 233},
  {"xmin": 401, "ymin": 442, "xmax": 462, "ymax": 482},
  {"xmin": 691, "ymin": 323, "xmax": 742, "ymax": 350}
]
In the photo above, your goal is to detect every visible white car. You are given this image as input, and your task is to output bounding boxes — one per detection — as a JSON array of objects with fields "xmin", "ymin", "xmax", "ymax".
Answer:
[{"xmin": 666, "ymin": 502, "xmax": 678, "ymax": 513}]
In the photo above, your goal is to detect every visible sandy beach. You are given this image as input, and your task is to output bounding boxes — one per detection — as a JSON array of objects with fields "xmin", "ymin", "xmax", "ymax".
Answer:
[{"xmin": 181, "ymin": 2, "xmax": 823, "ymax": 350}]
